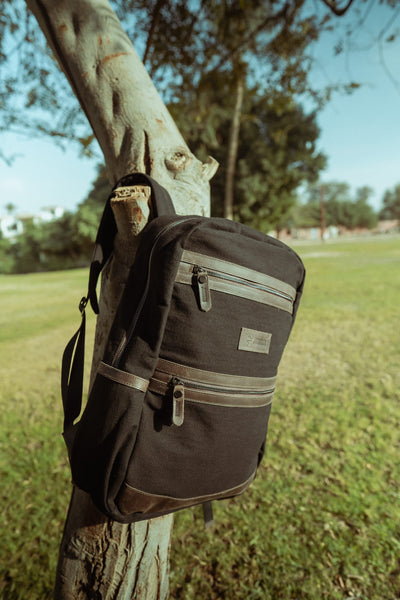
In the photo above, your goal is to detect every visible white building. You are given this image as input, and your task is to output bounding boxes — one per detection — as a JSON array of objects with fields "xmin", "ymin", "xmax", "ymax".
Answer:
[
  {"xmin": 0, "ymin": 215, "xmax": 24, "ymax": 239},
  {"xmin": 38, "ymin": 206, "xmax": 65, "ymax": 222},
  {"xmin": 0, "ymin": 206, "xmax": 65, "ymax": 240}
]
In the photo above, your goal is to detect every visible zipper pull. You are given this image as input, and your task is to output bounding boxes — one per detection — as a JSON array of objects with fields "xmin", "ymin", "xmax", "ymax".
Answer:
[
  {"xmin": 172, "ymin": 378, "xmax": 185, "ymax": 426},
  {"xmin": 193, "ymin": 266, "xmax": 212, "ymax": 312}
]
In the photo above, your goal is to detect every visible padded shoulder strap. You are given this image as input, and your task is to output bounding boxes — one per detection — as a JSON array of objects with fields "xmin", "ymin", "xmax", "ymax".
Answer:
[
  {"xmin": 61, "ymin": 174, "xmax": 174, "ymax": 436},
  {"xmin": 88, "ymin": 173, "xmax": 175, "ymax": 313}
]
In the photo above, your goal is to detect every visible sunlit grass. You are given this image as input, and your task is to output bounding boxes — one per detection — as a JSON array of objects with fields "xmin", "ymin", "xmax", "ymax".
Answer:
[
  {"xmin": 170, "ymin": 235, "xmax": 400, "ymax": 600},
  {"xmin": 1, "ymin": 236, "xmax": 399, "ymax": 599}
]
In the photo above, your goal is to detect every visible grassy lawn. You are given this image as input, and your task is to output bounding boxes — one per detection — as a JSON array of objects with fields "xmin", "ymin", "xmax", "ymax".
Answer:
[{"xmin": 1, "ymin": 235, "xmax": 400, "ymax": 599}]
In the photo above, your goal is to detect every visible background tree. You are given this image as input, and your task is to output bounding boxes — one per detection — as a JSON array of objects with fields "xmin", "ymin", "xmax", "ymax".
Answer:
[
  {"xmin": 3, "ymin": 167, "xmax": 109, "ymax": 274},
  {"xmin": 3, "ymin": 0, "xmax": 386, "ymax": 225},
  {"xmin": 0, "ymin": 232, "xmax": 13, "ymax": 273},
  {"xmin": 351, "ymin": 186, "xmax": 378, "ymax": 229},
  {"xmin": 8, "ymin": 211, "xmax": 99, "ymax": 273},
  {"xmin": 129, "ymin": 0, "xmax": 326, "ymax": 220},
  {"xmin": 291, "ymin": 181, "xmax": 378, "ymax": 230},
  {"xmin": 170, "ymin": 77, "xmax": 326, "ymax": 231},
  {"xmin": 379, "ymin": 183, "xmax": 400, "ymax": 220}
]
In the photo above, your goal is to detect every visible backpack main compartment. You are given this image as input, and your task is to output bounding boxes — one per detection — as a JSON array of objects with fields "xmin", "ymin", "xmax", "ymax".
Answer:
[{"xmin": 66, "ymin": 214, "xmax": 305, "ymax": 522}]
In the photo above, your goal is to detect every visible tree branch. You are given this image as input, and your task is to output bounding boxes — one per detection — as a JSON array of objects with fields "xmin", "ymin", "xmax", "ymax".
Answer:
[
  {"xmin": 25, "ymin": 0, "xmax": 217, "ymax": 214},
  {"xmin": 209, "ymin": 1, "xmax": 293, "ymax": 73},
  {"xmin": 319, "ymin": 0, "xmax": 355, "ymax": 17},
  {"xmin": 142, "ymin": 0, "xmax": 165, "ymax": 66}
]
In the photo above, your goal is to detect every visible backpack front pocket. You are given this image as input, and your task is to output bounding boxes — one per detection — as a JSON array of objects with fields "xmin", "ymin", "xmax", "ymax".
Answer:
[
  {"xmin": 116, "ymin": 361, "xmax": 274, "ymax": 517},
  {"xmin": 176, "ymin": 250, "xmax": 296, "ymax": 314}
]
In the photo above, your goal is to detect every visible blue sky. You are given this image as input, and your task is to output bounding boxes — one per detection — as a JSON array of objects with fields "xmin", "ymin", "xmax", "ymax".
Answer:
[
  {"xmin": 1, "ymin": 1, "xmax": 399, "ymax": 216},
  {"xmin": 306, "ymin": 0, "xmax": 400, "ymax": 211}
]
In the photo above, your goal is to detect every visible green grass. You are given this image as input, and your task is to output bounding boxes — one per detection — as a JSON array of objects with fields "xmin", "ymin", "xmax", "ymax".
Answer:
[
  {"xmin": 0, "ymin": 269, "xmax": 95, "ymax": 599},
  {"xmin": 1, "ymin": 236, "xmax": 400, "ymax": 599}
]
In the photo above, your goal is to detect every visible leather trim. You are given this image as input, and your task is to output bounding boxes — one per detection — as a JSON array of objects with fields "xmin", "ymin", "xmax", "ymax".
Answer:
[
  {"xmin": 177, "ymin": 262, "xmax": 293, "ymax": 313},
  {"xmin": 179, "ymin": 249, "xmax": 296, "ymax": 300},
  {"xmin": 97, "ymin": 361, "xmax": 149, "ymax": 393},
  {"xmin": 156, "ymin": 358, "xmax": 276, "ymax": 390},
  {"xmin": 149, "ymin": 377, "xmax": 273, "ymax": 407},
  {"xmin": 117, "ymin": 471, "xmax": 256, "ymax": 516},
  {"xmin": 149, "ymin": 359, "xmax": 275, "ymax": 408}
]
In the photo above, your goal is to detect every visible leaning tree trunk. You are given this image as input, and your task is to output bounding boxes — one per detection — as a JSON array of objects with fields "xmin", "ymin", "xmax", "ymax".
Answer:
[{"xmin": 25, "ymin": 1, "xmax": 217, "ymax": 598}]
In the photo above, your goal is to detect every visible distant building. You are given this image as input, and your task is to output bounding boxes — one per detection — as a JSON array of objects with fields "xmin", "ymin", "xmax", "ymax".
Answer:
[
  {"xmin": 38, "ymin": 206, "xmax": 65, "ymax": 222},
  {"xmin": 0, "ymin": 216, "xmax": 24, "ymax": 239},
  {"xmin": 374, "ymin": 220, "xmax": 399, "ymax": 234},
  {"xmin": 0, "ymin": 206, "xmax": 65, "ymax": 240},
  {"xmin": 273, "ymin": 221, "xmax": 398, "ymax": 241}
]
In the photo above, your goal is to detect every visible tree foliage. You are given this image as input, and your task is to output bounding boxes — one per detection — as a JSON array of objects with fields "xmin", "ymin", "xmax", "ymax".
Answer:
[
  {"xmin": 128, "ymin": 0, "xmax": 330, "ymax": 219},
  {"xmin": 0, "ymin": 0, "xmax": 397, "ymax": 267},
  {"xmin": 0, "ymin": 164, "xmax": 108, "ymax": 273},
  {"xmin": 2, "ymin": 0, "xmax": 334, "ymax": 226},
  {"xmin": 1, "ymin": 0, "xmax": 397, "ymax": 155},
  {"xmin": 291, "ymin": 181, "xmax": 378, "ymax": 230},
  {"xmin": 170, "ymin": 74, "xmax": 326, "ymax": 229},
  {"xmin": 379, "ymin": 184, "xmax": 400, "ymax": 220},
  {"xmin": 0, "ymin": 0, "xmax": 90, "ymax": 160}
]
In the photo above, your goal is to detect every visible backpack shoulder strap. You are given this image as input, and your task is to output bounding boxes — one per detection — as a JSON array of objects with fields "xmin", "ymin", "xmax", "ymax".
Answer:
[
  {"xmin": 88, "ymin": 172, "xmax": 175, "ymax": 313},
  {"xmin": 61, "ymin": 173, "xmax": 174, "ymax": 436}
]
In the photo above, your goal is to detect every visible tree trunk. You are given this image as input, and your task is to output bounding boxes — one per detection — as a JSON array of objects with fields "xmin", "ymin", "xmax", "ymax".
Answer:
[
  {"xmin": 25, "ymin": 0, "xmax": 217, "ymax": 597},
  {"xmin": 223, "ymin": 76, "xmax": 244, "ymax": 220}
]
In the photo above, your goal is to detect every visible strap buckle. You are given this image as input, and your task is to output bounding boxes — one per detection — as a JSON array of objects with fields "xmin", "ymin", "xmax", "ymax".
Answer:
[{"xmin": 79, "ymin": 296, "xmax": 88, "ymax": 314}]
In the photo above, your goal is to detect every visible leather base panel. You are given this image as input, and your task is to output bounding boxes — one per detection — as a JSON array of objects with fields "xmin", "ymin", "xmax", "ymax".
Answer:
[{"xmin": 117, "ymin": 471, "xmax": 256, "ymax": 516}]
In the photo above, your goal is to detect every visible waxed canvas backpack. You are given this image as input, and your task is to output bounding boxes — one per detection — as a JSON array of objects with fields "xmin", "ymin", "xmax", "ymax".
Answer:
[{"xmin": 61, "ymin": 172, "xmax": 305, "ymax": 524}]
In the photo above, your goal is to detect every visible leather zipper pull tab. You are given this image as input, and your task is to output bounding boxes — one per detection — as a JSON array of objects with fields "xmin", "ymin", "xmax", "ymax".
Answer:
[
  {"xmin": 172, "ymin": 379, "xmax": 185, "ymax": 426},
  {"xmin": 194, "ymin": 267, "xmax": 212, "ymax": 312}
]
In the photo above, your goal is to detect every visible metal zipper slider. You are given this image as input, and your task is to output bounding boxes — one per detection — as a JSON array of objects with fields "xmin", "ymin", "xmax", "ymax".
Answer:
[
  {"xmin": 193, "ymin": 266, "xmax": 212, "ymax": 312},
  {"xmin": 172, "ymin": 378, "xmax": 185, "ymax": 426}
]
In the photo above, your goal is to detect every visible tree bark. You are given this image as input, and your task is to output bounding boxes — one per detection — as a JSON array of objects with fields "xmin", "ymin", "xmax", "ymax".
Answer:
[
  {"xmin": 223, "ymin": 76, "xmax": 244, "ymax": 220},
  {"xmin": 24, "ymin": 0, "xmax": 218, "ymax": 597}
]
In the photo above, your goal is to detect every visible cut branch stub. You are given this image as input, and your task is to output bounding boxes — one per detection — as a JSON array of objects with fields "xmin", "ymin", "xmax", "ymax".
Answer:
[{"xmin": 112, "ymin": 185, "xmax": 151, "ymax": 248}]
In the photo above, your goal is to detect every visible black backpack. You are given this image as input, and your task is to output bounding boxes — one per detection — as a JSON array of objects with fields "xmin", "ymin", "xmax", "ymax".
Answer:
[{"xmin": 62, "ymin": 173, "xmax": 305, "ymax": 524}]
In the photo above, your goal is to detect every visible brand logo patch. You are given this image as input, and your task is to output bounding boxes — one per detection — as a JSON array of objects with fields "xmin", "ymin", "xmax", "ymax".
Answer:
[{"xmin": 238, "ymin": 327, "xmax": 272, "ymax": 354}]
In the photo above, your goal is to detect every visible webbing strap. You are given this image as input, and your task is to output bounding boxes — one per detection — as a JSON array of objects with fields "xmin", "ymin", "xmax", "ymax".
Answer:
[
  {"xmin": 61, "ymin": 173, "xmax": 175, "ymax": 433},
  {"xmin": 61, "ymin": 297, "xmax": 87, "ymax": 432}
]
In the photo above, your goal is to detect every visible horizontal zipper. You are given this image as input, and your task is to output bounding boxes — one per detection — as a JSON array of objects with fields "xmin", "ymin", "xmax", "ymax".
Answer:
[
  {"xmin": 176, "ymin": 250, "xmax": 295, "ymax": 314},
  {"xmin": 150, "ymin": 358, "xmax": 276, "ymax": 425}
]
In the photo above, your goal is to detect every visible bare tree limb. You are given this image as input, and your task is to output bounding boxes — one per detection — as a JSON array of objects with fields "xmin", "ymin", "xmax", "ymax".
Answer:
[{"xmin": 319, "ymin": 0, "xmax": 355, "ymax": 17}]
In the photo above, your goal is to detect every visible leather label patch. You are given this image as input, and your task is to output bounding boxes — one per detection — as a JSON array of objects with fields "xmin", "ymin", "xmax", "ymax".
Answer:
[{"xmin": 238, "ymin": 328, "xmax": 272, "ymax": 354}]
